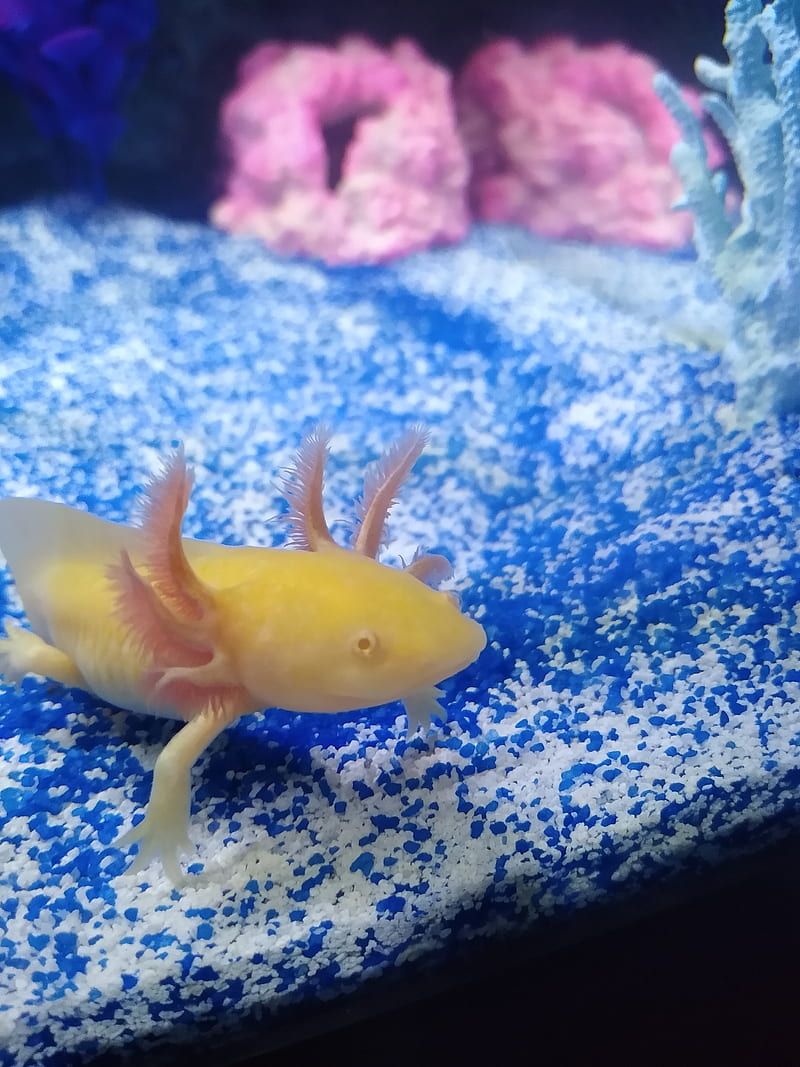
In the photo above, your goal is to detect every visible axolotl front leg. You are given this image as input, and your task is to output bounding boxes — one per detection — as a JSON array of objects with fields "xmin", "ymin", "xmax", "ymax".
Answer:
[
  {"xmin": 109, "ymin": 449, "xmax": 255, "ymax": 885},
  {"xmin": 117, "ymin": 705, "xmax": 238, "ymax": 885}
]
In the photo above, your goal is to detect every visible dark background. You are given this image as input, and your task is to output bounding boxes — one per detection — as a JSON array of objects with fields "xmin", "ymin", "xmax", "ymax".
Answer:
[
  {"xmin": 253, "ymin": 833, "xmax": 800, "ymax": 1066},
  {"xmin": 0, "ymin": 0, "xmax": 728, "ymax": 212}
]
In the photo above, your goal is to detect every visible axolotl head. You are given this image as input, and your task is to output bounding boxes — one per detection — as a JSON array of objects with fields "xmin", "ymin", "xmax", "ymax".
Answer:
[
  {"xmin": 236, "ymin": 545, "xmax": 487, "ymax": 716},
  {"xmin": 112, "ymin": 426, "xmax": 486, "ymax": 732},
  {"xmin": 238, "ymin": 426, "xmax": 487, "ymax": 727}
]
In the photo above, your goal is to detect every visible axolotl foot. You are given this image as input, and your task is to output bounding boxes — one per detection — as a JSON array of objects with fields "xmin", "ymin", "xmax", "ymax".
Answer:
[
  {"xmin": 117, "ymin": 807, "xmax": 193, "ymax": 888},
  {"xmin": 0, "ymin": 618, "xmax": 84, "ymax": 689},
  {"xmin": 117, "ymin": 749, "xmax": 195, "ymax": 887},
  {"xmin": 0, "ymin": 620, "xmax": 39, "ymax": 688}
]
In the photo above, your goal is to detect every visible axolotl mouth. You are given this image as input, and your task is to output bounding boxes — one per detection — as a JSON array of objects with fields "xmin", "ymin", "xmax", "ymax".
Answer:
[
  {"xmin": 446, "ymin": 620, "xmax": 487, "ymax": 675},
  {"xmin": 418, "ymin": 613, "xmax": 488, "ymax": 688}
]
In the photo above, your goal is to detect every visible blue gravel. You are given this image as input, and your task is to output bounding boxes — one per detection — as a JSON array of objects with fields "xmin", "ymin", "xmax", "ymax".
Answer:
[{"xmin": 1, "ymin": 198, "xmax": 799, "ymax": 1064}]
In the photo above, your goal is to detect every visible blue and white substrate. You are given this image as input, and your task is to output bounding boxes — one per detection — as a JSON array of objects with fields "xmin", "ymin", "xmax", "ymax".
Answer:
[{"xmin": 1, "ymin": 200, "xmax": 799, "ymax": 1065}]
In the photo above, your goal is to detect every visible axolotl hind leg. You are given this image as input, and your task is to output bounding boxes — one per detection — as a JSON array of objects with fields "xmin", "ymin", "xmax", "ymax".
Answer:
[{"xmin": 0, "ymin": 618, "xmax": 85, "ymax": 689}]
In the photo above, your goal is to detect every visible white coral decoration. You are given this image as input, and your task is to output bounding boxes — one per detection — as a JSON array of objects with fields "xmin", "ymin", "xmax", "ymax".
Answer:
[{"xmin": 654, "ymin": 0, "xmax": 800, "ymax": 423}]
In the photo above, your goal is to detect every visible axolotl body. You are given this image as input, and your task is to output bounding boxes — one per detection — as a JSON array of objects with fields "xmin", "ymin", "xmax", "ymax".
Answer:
[{"xmin": 0, "ymin": 427, "xmax": 486, "ymax": 883}]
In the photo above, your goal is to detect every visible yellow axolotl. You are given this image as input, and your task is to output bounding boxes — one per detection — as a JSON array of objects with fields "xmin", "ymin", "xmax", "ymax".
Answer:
[{"xmin": 0, "ymin": 427, "xmax": 486, "ymax": 884}]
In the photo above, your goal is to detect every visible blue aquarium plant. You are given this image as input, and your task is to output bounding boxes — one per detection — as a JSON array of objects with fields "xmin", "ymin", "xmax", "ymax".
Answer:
[
  {"xmin": 654, "ymin": 0, "xmax": 800, "ymax": 423},
  {"xmin": 0, "ymin": 0, "xmax": 157, "ymax": 194}
]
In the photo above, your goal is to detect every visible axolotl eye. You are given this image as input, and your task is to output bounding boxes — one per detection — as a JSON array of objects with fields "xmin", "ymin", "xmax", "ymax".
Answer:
[{"xmin": 352, "ymin": 629, "xmax": 379, "ymax": 658}]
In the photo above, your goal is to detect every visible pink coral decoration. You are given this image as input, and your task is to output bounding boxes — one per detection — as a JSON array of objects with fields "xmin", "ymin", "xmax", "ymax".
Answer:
[
  {"xmin": 456, "ymin": 37, "xmax": 727, "ymax": 249},
  {"xmin": 211, "ymin": 37, "xmax": 470, "ymax": 265}
]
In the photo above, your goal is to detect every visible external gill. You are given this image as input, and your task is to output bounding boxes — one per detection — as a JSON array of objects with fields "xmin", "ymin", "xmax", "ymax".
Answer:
[
  {"xmin": 279, "ymin": 424, "xmax": 453, "ymax": 582},
  {"xmin": 403, "ymin": 548, "xmax": 453, "ymax": 587},
  {"xmin": 277, "ymin": 425, "xmax": 336, "ymax": 551},
  {"xmin": 108, "ymin": 448, "xmax": 249, "ymax": 720},
  {"xmin": 353, "ymin": 425, "xmax": 429, "ymax": 558}
]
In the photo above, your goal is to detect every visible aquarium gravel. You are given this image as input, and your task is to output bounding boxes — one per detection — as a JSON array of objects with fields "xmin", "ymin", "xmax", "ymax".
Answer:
[{"xmin": 1, "ymin": 199, "xmax": 800, "ymax": 1065}]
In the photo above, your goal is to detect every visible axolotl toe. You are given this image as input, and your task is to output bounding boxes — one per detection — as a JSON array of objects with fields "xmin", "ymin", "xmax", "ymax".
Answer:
[{"xmin": 0, "ymin": 427, "xmax": 486, "ymax": 885}]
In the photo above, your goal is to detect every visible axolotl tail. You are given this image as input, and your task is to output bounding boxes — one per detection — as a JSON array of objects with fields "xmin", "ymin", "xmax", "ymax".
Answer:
[{"xmin": 0, "ymin": 498, "xmax": 142, "ymax": 641}]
